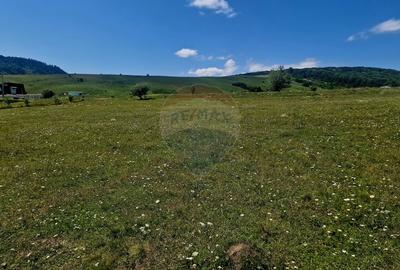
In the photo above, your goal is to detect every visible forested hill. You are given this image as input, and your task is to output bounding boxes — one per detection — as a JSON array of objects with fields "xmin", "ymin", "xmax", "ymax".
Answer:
[
  {"xmin": 0, "ymin": 55, "xmax": 66, "ymax": 75},
  {"xmin": 247, "ymin": 67, "xmax": 400, "ymax": 88}
]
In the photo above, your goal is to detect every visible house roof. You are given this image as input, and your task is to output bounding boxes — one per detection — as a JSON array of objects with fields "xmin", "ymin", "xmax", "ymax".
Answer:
[{"xmin": 68, "ymin": 91, "xmax": 85, "ymax": 96}]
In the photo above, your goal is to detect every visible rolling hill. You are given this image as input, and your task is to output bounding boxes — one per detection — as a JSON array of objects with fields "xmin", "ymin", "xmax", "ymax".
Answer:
[
  {"xmin": 0, "ymin": 55, "xmax": 66, "ymax": 75},
  {"xmin": 3, "ymin": 74, "xmax": 265, "ymax": 96},
  {"xmin": 2, "ymin": 55, "xmax": 400, "ymax": 96}
]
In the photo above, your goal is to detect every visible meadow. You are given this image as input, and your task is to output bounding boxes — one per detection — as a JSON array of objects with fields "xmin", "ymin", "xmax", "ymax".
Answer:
[
  {"xmin": 3, "ymin": 74, "xmax": 267, "ymax": 97},
  {"xmin": 0, "ymin": 87, "xmax": 399, "ymax": 269}
]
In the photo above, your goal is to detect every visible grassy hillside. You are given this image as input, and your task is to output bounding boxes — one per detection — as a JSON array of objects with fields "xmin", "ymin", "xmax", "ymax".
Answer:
[
  {"xmin": 0, "ymin": 89, "xmax": 399, "ymax": 269},
  {"xmin": 4, "ymin": 74, "xmax": 266, "ymax": 97},
  {"xmin": 4, "ymin": 66, "xmax": 400, "ymax": 98}
]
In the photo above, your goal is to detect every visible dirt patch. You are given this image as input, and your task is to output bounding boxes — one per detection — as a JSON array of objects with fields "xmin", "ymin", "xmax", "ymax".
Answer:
[{"xmin": 227, "ymin": 243, "xmax": 270, "ymax": 270}]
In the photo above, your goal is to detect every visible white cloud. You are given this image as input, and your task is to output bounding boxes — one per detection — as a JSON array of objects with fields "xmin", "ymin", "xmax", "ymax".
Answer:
[
  {"xmin": 248, "ymin": 58, "xmax": 319, "ymax": 72},
  {"xmin": 216, "ymin": 56, "xmax": 229, "ymax": 60},
  {"xmin": 176, "ymin": 49, "xmax": 230, "ymax": 62},
  {"xmin": 197, "ymin": 55, "xmax": 214, "ymax": 61},
  {"xmin": 175, "ymin": 48, "xmax": 198, "ymax": 58},
  {"xmin": 347, "ymin": 32, "xmax": 368, "ymax": 42},
  {"xmin": 289, "ymin": 58, "xmax": 319, "ymax": 69},
  {"xmin": 371, "ymin": 19, "xmax": 400, "ymax": 33},
  {"xmin": 223, "ymin": 59, "xmax": 238, "ymax": 74},
  {"xmin": 189, "ymin": 59, "xmax": 238, "ymax": 76},
  {"xmin": 190, "ymin": 67, "xmax": 225, "ymax": 76},
  {"xmin": 347, "ymin": 18, "xmax": 400, "ymax": 42},
  {"xmin": 198, "ymin": 54, "xmax": 231, "ymax": 61},
  {"xmin": 189, "ymin": 0, "xmax": 236, "ymax": 17},
  {"xmin": 248, "ymin": 63, "xmax": 271, "ymax": 73}
]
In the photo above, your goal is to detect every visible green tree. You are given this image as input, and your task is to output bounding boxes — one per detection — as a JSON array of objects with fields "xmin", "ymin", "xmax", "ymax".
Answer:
[
  {"xmin": 131, "ymin": 86, "xmax": 149, "ymax": 100},
  {"xmin": 42, "ymin": 89, "xmax": 55, "ymax": 99},
  {"xmin": 269, "ymin": 66, "xmax": 291, "ymax": 91}
]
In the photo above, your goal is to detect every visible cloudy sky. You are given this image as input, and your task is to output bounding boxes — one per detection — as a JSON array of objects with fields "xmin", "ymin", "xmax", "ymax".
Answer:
[{"xmin": 1, "ymin": 0, "xmax": 399, "ymax": 76}]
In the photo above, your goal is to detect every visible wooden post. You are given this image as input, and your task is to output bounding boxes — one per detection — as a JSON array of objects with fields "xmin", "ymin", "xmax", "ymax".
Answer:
[{"xmin": 1, "ymin": 73, "xmax": 4, "ymax": 98}]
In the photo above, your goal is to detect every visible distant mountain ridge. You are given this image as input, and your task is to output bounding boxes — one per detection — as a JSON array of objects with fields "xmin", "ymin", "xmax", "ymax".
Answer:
[
  {"xmin": 245, "ymin": 67, "xmax": 400, "ymax": 88},
  {"xmin": 0, "ymin": 55, "xmax": 66, "ymax": 75}
]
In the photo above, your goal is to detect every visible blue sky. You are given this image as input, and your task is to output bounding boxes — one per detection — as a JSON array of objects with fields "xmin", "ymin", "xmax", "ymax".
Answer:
[{"xmin": 1, "ymin": 0, "xmax": 400, "ymax": 76}]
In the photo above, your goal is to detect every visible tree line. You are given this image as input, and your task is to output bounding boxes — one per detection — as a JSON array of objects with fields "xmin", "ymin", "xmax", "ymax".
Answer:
[
  {"xmin": 286, "ymin": 67, "xmax": 400, "ymax": 88},
  {"xmin": 0, "ymin": 55, "xmax": 66, "ymax": 75}
]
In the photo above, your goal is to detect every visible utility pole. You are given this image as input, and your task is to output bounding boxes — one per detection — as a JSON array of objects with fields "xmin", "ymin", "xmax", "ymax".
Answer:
[{"xmin": 1, "ymin": 73, "xmax": 4, "ymax": 98}]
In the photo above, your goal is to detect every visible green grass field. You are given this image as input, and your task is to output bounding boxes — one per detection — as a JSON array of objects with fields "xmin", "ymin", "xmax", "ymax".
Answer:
[
  {"xmin": 3, "ymin": 74, "xmax": 267, "ymax": 97},
  {"xmin": 1, "ymin": 88, "xmax": 400, "ymax": 269}
]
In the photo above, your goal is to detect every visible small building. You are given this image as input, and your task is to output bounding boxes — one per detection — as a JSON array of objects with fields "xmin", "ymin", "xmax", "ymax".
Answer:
[
  {"xmin": 65, "ymin": 91, "xmax": 86, "ymax": 97},
  {"xmin": 0, "ymin": 82, "xmax": 27, "ymax": 95}
]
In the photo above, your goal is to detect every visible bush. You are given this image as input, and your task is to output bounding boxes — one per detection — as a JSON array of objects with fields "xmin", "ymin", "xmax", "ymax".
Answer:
[
  {"xmin": 24, "ymin": 99, "xmax": 30, "ymax": 107},
  {"xmin": 269, "ymin": 66, "xmax": 291, "ymax": 91},
  {"xmin": 232, "ymin": 82, "xmax": 249, "ymax": 89},
  {"xmin": 42, "ymin": 89, "xmax": 55, "ymax": 99},
  {"xmin": 151, "ymin": 88, "xmax": 175, "ymax": 94},
  {"xmin": 310, "ymin": 86, "xmax": 318, "ymax": 91},
  {"xmin": 3, "ymin": 98, "xmax": 12, "ymax": 108},
  {"xmin": 232, "ymin": 82, "xmax": 263, "ymax": 92},
  {"xmin": 54, "ymin": 97, "xmax": 62, "ymax": 105},
  {"xmin": 131, "ymin": 86, "xmax": 150, "ymax": 100},
  {"xmin": 248, "ymin": 86, "xmax": 263, "ymax": 92}
]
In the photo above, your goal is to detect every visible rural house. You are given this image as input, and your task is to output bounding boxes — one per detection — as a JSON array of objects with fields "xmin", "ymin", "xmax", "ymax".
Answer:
[
  {"xmin": 63, "ymin": 91, "xmax": 86, "ymax": 98},
  {"xmin": 68, "ymin": 91, "xmax": 85, "ymax": 97},
  {"xmin": 0, "ymin": 82, "xmax": 27, "ymax": 95}
]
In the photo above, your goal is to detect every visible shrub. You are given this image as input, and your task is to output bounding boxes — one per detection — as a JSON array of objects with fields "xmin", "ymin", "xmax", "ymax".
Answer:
[
  {"xmin": 269, "ymin": 66, "xmax": 291, "ymax": 91},
  {"xmin": 151, "ymin": 88, "xmax": 175, "ymax": 94},
  {"xmin": 24, "ymin": 99, "xmax": 30, "ymax": 107},
  {"xmin": 232, "ymin": 82, "xmax": 249, "ymax": 89},
  {"xmin": 302, "ymin": 81, "xmax": 312, "ymax": 87},
  {"xmin": 42, "ymin": 89, "xmax": 55, "ymax": 99},
  {"xmin": 310, "ymin": 86, "xmax": 318, "ymax": 91},
  {"xmin": 232, "ymin": 82, "xmax": 263, "ymax": 92},
  {"xmin": 3, "ymin": 98, "xmax": 12, "ymax": 108},
  {"xmin": 54, "ymin": 97, "xmax": 62, "ymax": 105},
  {"xmin": 131, "ymin": 86, "xmax": 150, "ymax": 100}
]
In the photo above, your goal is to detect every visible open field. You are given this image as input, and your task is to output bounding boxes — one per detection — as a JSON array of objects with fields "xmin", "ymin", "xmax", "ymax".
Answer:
[
  {"xmin": 1, "ymin": 89, "xmax": 400, "ymax": 269},
  {"xmin": 3, "ymin": 74, "xmax": 267, "ymax": 97}
]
